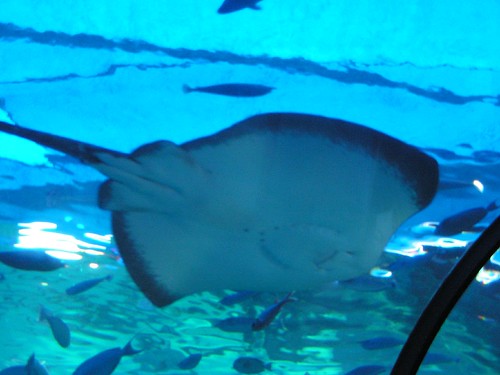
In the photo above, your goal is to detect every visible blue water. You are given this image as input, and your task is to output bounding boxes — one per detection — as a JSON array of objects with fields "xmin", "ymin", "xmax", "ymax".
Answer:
[{"xmin": 0, "ymin": 1, "xmax": 499, "ymax": 374}]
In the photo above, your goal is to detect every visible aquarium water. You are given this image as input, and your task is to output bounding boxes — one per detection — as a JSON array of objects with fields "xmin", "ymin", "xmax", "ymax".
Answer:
[{"xmin": 0, "ymin": 1, "xmax": 498, "ymax": 374}]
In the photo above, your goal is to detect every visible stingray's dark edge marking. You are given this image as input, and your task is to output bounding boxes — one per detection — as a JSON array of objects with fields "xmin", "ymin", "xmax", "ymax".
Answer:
[
  {"xmin": 0, "ymin": 113, "xmax": 438, "ymax": 307},
  {"xmin": 184, "ymin": 114, "xmax": 436, "ymax": 207}
]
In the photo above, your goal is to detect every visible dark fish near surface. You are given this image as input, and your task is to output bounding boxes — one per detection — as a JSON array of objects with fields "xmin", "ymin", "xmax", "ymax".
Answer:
[
  {"xmin": 217, "ymin": 0, "xmax": 262, "ymax": 14},
  {"xmin": 183, "ymin": 83, "xmax": 274, "ymax": 97},
  {"xmin": 252, "ymin": 292, "xmax": 295, "ymax": 331},
  {"xmin": 435, "ymin": 200, "xmax": 499, "ymax": 236},
  {"xmin": 344, "ymin": 365, "xmax": 386, "ymax": 375},
  {"xmin": 66, "ymin": 275, "xmax": 113, "ymax": 295},
  {"xmin": 213, "ymin": 316, "xmax": 255, "ymax": 333},
  {"xmin": 359, "ymin": 336, "xmax": 404, "ymax": 350},
  {"xmin": 39, "ymin": 305, "xmax": 71, "ymax": 348},
  {"xmin": 0, "ymin": 251, "xmax": 64, "ymax": 271},
  {"xmin": 233, "ymin": 357, "xmax": 271, "ymax": 374},
  {"xmin": 219, "ymin": 290, "xmax": 258, "ymax": 305},
  {"xmin": 73, "ymin": 339, "xmax": 141, "ymax": 375},
  {"xmin": 177, "ymin": 353, "xmax": 202, "ymax": 370}
]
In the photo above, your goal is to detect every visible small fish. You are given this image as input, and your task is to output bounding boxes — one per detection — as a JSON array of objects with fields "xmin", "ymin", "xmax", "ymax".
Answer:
[
  {"xmin": 73, "ymin": 339, "xmax": 141, "ymax": 375},
  {"xmin": 435, "ymin": 200, "xmax": 499, "ymax": 236},
  {"xmin": 183, "ymin": 83, "xmax": 274, "ymax": 97},
  {"xmin": 233, "ymin": 357, "xmax": 271, "ymax": 374},
  {"xmin": 217, "ymin": 0, "xmax": 262, "ymax": 14},
  {"xmin": 344, "ymin": 365, "xmax": 386, "ymax": 375},
  {"xmin": 66, "ymin": 275, "xmax": 113, "ymax": 295},
  {"xmin": 339, "ymin": 275, "xmax": 396, "ymax": 292},
  {"xmin": 252, "ymin": 292, "xmax": 295, "ymax": 331},
  {"xmin": 26, "ymin": 354, "xmax": 50, "ymax": 375},
  {"xmin": 39, "ymin": 305, "xmax": 71, "ymax": 348},
  {"xmin": 0, "ymin": 251, "xmax": 64, "ymax": 271},
  {"xmin": 0, "ymin": 353, "xmax": 49, "ymax": 375},
  {"xmin": 177, "ymin": 353, "xmax": 202, "ymax": 370},
  {"xmin": 219, "ymin": 291, "xmax": 258, "ymax": 305},
  {"xmin": 213, "ymin": 317, "xmax": 255, "ymax": 333},
  {"xmin": 359, "ymin": 336, "xmax": 404, "ymax": 350}
]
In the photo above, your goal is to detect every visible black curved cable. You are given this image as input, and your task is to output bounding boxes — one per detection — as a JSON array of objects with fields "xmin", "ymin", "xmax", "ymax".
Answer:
[{"xmin": 391, "ymin": 214, "xmax": 500, "ymax": 374}]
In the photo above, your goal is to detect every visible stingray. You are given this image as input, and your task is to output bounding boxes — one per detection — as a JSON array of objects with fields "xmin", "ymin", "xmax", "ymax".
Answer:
[{"xmin": 0, "ymin": 113, "xmax": 438, "ymax": 307}]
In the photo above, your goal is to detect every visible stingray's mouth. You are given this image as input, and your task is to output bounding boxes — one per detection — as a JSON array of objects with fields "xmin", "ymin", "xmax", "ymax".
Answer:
[
  {"xmin": 260, "ymin": 243, "xmax": 292, "ymax": 269},
  {"xmin": 313, "ymin": 251, "xmax": 340, "ymax": 271},
  {"xmin": 258, "ymin": 223, "xmax": 342, "ymax": 271}
]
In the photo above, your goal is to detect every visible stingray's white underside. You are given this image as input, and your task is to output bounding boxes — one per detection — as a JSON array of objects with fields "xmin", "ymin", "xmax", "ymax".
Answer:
[
  {"xmin": 101, "ymin": 129, "xmax": 420, "ymax": 302},
  {"xmin": 0, "ymin": 113, "xmax": 438, "ymax": 306}
]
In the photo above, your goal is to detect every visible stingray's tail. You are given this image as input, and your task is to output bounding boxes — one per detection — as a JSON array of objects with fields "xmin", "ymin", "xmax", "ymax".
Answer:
[{"xmin": 0, "ymin": 120, "xmax": 125, "ymax": 164}]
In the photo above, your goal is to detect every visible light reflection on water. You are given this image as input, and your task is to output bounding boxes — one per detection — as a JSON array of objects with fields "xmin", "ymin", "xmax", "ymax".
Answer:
[{"xmin": 14, "ymin": 221, "xmax": 111, "ymax": 260}]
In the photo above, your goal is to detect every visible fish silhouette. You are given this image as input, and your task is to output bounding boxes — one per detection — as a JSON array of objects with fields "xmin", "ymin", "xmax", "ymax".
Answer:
[
  {"xmin": 183, "ymin": 83, "xmax": 274, "ymax": 97},
  {"xmin": 39, "ymin": 305, "xmax": 71, "ymax": 348},
  {"xmin": 66, "ymin": 275, "xmax": 113, "ymax": 295},
  {"xmin": 435, "ymin": 200, "xmax": 499, "ymax": 236},
  {"xmin": 73, "ymin": 339, "xmax": 140, "ymax": 375},
  {"xmin": 217, "ymin": 0, "xmax": 262, "ymax": 14}
]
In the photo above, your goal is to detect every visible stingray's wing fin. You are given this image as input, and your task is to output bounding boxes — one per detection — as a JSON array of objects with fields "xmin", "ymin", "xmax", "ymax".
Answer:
[{"xmin": 111, "ymin": 113, "xmax": 439, "ymax": 307}]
